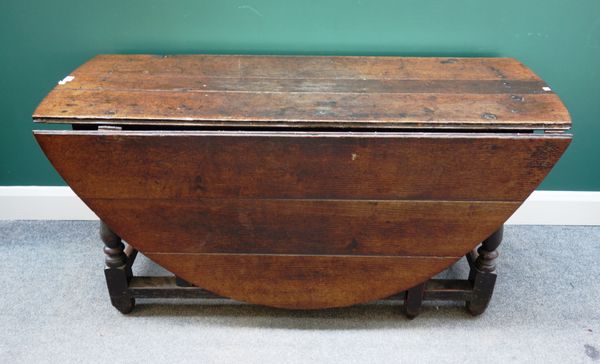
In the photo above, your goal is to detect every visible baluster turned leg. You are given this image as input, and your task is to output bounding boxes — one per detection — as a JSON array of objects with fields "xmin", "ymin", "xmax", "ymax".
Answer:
[
  {"xmin": 100, "ymin": 221, "xmax": 135, "ymax": 314},
  {"xmin": 467, "ymin": 225, "xmax": 503, "ymax": 316}
]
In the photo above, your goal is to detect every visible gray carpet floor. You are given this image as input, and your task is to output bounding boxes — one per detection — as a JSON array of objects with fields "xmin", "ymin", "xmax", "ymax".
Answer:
[{"xmin": 0, "ymin": 221, "xmax": 599, "ymax": 363}]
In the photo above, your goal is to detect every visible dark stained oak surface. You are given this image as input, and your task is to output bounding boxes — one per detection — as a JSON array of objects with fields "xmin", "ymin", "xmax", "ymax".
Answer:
[
  {"xmin": 33, "ymin": 55, "xmax": 571, "ymax": 130},
  {"xmin": 34, "ymin": 130, "xmax": 571, "ymax": 308},
  {"xmin": 32, "ymin": 55, "xmax": 572, "ymax": 310},
  {"xmin": 88, "ymin": 198, "xmax": 519, "ymax": 257},
  {"xmin": 33, "ymin": 131, "xmax": 570, "ymax": 202}
]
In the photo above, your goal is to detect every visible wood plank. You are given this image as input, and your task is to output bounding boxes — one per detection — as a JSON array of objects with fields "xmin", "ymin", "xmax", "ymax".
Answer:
[
  {"xmin": 34, "ymin": 131, "xmax": 571, "ymax": 201},
  {"xmin": 88, "ymin": 198, "xmax": 518, "ymax": 257},
  {"xmin": 143, "ymin": 253, "xmax": 457, "ymax": 309},
  {"xmin": 57, "ymin": 74, "xmax": 551, "ymax": 95},
  {"xmin": 74, "ymin": 55, "xmax": 541, "ymax": 80},
  {"xmin": 34, "ymin": 89, "xmax": 568, "ymax": 128},
  {"xmin": 34, "ymin": 55, "xmax": 571, "ymax": 129}
]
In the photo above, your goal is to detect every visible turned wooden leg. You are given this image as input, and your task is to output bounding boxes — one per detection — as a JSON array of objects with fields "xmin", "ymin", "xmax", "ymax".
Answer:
[
  {"xmin": 404, "ymin": 282, "xmax": 426, "ymax": 319},
  {"xmin": 100, "ymin": 221, "xmax": 135, "ymax": 314},
  {"xmin": 466, "ymin": 225, "xmax": 503, "ymax": 316}
]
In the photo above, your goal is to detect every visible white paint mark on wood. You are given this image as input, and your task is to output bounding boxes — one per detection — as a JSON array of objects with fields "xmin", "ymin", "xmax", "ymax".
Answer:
[{"xmin": 58, "ymin": 75, "xmax": 75, "ymax": 85}]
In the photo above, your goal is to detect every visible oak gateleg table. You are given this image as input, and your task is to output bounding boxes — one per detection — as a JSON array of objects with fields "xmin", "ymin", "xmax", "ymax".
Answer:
[{"xmin": 33, "ymin": 55, "xmax": 571, "ymax": 317}]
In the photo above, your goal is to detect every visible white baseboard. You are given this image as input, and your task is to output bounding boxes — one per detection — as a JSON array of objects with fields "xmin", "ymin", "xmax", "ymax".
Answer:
[
  {"xmin": 1, "ymin": 187, "xmax": 599, "ymax": 225},
  {"xmin": 0, "ymin": 186, "xmax": 98, "ymax": 220},
  {"xmin": 504, "ymin": 191, "xmax": 600, "ymax": 225}
]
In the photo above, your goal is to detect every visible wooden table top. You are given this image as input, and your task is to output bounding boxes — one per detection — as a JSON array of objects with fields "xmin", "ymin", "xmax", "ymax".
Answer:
[{"xmin": 33, "ymin": 54, "xmax": 571, "ymax": 130}]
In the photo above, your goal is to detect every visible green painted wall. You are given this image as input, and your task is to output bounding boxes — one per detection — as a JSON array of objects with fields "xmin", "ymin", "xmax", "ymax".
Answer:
[{"xmin": 1, "ymin": 0, "xmax": 598, "ymax": 189}]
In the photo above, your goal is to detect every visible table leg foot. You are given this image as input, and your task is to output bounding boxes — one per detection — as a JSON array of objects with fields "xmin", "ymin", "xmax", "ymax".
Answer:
[
  {"xmin": 404, "ymin": 282, "xmax": 425, "ymax": 319},
  {"xmin": 466, "ymin": 225, "xmax": 503, "ymax": 316},
  {"xmin": 110, "ymin": 296, "xmax": 136, "ymax": 314},
  {"xmin": 100, "ymin": 221, "xmax": 135, "ymax": 314}
]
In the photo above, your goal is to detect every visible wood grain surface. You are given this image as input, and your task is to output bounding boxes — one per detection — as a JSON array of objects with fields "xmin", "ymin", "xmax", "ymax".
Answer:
[
  {"xmin": 32, "ymin": 55, "xmax": 572, "ymax": 309},
  {"xmin": 34, "ymin": 131, "xmax": 570, "ymax": 201},
  {"xmin": 33, "ymin": 55, "xmax": 571, "ymax": 130},
  {"xmin": 86, "ymin": 198, "xmax": 519, "ymax": 257},
  {"xmin": 34, "ymin": 130, "xmax": 570, "ymax": 308}
]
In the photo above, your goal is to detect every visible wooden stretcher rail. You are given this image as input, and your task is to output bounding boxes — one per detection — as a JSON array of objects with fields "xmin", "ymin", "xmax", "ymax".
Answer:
[{"xmin": 127, "ymin": 276, "xmax": 474, "ymax": 302}]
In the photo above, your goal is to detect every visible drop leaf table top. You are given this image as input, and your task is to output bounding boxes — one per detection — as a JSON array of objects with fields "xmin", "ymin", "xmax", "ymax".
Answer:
[{"xmin": 33, "ymin": 55, "xmax": 571, "ymax": 314}]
